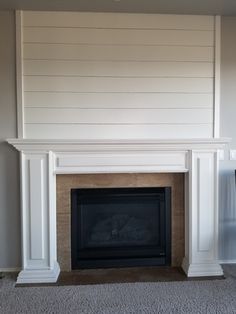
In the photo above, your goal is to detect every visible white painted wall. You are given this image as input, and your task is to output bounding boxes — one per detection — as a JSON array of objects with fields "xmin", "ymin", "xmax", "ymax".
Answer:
[{"xmin": 22, "ymin": 12, "xmax": 215, "ymax": 139}]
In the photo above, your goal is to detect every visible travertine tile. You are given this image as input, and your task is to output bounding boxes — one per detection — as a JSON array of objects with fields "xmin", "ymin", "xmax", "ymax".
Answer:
[{"xmin": 57, "ymin": 213, "xmax": 71, "ymax": 270}]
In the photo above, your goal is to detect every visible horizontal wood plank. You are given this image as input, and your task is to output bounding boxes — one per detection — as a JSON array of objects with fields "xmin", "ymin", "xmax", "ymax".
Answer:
[
  {"xmin": 24, "ymin": 28, "xmax": 214, "ymax": 46},
  {"xmin": 25, "ymin": 108, "xmax": 213, "ymax": 124},
  {"xmin": 23, "ymin": 12, "xmax": 214, "ymax": 30},
  {"xmin": 22, "ymin": 12, "xmax": 215, "ymax": 140},
  {"xmin": 23, "ymin": 60, "xmax": 214, "ymax": 77},
  {"xmin": 25, "ymin": 124, "xmax": 213, "ymax": 139},
  {"xmin": 24, "ymin": 92, "xmax": 213, "ymax": 109},
  {"xmin": 24, "ymin": 76, "xmax": 213, "ymax": 93},
  {"xmin": 24, "ymin": 44, "xmax": 214, "ymax": 62}
]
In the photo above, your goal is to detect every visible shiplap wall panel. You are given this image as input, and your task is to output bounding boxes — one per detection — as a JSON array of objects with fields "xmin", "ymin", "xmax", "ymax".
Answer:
[
  {"xmin": 24, "ymin": 60, "xmax": 214, "ymax": 77},
  {"xmin": 24, "ymin": 92, "xmax": 213, "ymax": 109},
  {"xmin": 22, "ymin": 11, "xmax": 215, "ymax": 139},
  {"xmin": 25, "ymin": 108, "xmax": 212, "ymax": 124},
  {"xmin": 24, "ymin": 28, "xmax": 214, "ymax": 46},
  {"xmin": 24, "ymin": 44, "xmax": 214, "ymax": 62},
  {"xmin": 25, "ymin": 124, "xmax": 213, "ymax": 139},
  {"xmin": 24, "ymin": 77, "xmax": 213, "ymax": 93},
  {"xmin": 23, "ymin": 12, "xmax": 214, "ymax": 30}
]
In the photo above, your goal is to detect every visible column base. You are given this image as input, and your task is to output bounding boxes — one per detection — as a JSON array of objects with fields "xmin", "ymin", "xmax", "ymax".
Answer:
[
  {"xmin": 16, "ymin": 261, "xmax": 60, "ymax": 284},
  {"xmin": 182, "ymin": 257, "xmax": 224, "ymax": 277}
]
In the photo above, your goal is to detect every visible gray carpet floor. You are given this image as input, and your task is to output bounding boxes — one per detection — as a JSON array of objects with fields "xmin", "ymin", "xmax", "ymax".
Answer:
[{"xmin": 1, "ymin": 265, "xmax": 236, "ymax": 314}]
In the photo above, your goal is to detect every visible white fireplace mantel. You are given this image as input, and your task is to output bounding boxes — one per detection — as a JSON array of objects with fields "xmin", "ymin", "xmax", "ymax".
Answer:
[{"xmin": 8, "ymin": 138, "xmax": 230, "ymax": 283}]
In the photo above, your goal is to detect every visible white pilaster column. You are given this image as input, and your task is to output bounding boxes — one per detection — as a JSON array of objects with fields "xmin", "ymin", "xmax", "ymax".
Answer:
[
  {"xmin": 17, "ymin": 151, "xmax": 60, "ymax": 284},
  {"xmin": 182, "ymin": 150, "xmax": 223, "ymax": 277}
]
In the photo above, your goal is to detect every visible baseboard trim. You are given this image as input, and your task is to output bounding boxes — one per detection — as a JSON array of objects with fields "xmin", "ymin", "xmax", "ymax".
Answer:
[
  {"xmin": 0, "ymin": 268, "xmax": 21, "ymax": 272},
  {"xmin": 219, "ymin": 260, "xmax": 236, "ymax": 264}
]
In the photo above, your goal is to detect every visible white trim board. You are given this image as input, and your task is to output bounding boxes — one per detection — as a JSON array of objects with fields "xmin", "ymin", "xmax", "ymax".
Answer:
[
  {"xmin": 15, "ymin": 10, "xmax": 24, "ymax": 138},
  {"xmin": 213, "ymin": 15, "xmax": 221, "ymax": 138}
]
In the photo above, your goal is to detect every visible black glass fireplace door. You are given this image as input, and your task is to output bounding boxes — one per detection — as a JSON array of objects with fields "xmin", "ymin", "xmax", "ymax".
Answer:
[{"xmin": 71, "ymin": 187, "xmax": 171, "ymax": 269}]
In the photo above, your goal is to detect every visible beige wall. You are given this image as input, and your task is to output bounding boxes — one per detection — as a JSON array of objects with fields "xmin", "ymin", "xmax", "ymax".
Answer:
[
  {"xmin": 220, "ymin": 17, "xmax": 236, "ymax": 148},
  {"xmin": 219, "ymin": 17, "xmax": 236, "ymax": 261},
  {"xmin": 0, "ymin": 11, "xmax": 21, "ymax": 269},
  {"xmin": 0, "ymin": 12, "xmax": 236, "ymax": 268}
]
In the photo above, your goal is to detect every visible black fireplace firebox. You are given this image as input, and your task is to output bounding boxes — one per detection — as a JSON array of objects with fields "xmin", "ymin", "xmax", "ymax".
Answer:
[{"xmin": 71, "ymin": 187, "xmax": 171, "ymax": 269}]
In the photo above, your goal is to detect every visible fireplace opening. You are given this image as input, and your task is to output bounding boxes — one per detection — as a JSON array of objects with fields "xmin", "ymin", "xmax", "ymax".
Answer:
[{"xmin": 71, "ymin": 187, "xmax": 171, "ymax": 269}]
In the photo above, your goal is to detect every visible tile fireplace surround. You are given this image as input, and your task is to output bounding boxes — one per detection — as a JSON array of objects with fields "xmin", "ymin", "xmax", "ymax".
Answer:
[
  {"xmin": 7, "ymin": 138, "xmax": 229, "ymax": 284},
  {"xmin": 56, "ymin": 173, "xmax": 185, "ymax": 271}
]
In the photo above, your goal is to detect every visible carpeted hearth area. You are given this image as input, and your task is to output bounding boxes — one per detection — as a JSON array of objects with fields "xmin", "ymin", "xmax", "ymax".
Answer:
[{"xmin": 1, "ymin": 265, "xmax": 236, "ymax": 314}]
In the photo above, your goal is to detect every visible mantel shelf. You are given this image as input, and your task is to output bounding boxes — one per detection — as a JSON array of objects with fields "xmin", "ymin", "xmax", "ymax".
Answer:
[{"xmin": 7, "ymin": 138, "xmax": 230, "ymax": 152}]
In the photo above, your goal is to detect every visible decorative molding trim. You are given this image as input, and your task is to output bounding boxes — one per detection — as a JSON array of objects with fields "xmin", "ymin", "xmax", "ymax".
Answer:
[
  {"xmin": 55, "ymin": 151, "xmax": 188, "ymax": 174},
  {"xmin": 15, "ymin": 10, "xmax": 24, "ymax": 138},
  {"xmin": 48, "ymin": 151, "xmax": 58, "ymax": 269},
  {"xmin": 20, "ymin": 151, "xmax": 27, "ymax": 269},
  {"xmin": 29, "ymin": 157, "xmax": 45, "ymax": 260},
  {"xmin": 213, "ymin": 15, "xmax": 221, "ymax": 138},
  {"xmin": 7, "ymin": 138, "xmax": 230, "ymax": 152},
  {"xmin": 214, "ymin": 150, "xmax": 220, "ymax": 268}
]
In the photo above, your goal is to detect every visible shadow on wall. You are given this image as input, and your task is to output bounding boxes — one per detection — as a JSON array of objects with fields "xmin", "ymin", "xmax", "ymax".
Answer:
[
  {"xmin": 0, "ymin": 141, "xmax": 21, "ymax": 268},
  {"xmin": 219, "ymin": 166, "xmax": 236, "ymax": 261}
]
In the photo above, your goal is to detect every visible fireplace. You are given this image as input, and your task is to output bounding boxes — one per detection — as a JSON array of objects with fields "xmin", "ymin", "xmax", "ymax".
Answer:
[
  {"xmin": 6, "ymin": 11, "xmax": 227, "ymax": 283},
  {"xmin": 57, "ymin": 173, "xmax": 184, "ymax": 271},
  {"xmin": 7, "ymin": 138, "xmax": 228, "ymax": 283},
  {"xmin": 71, "ymin": 187, "xmax": 171, "ymax": 269}
]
